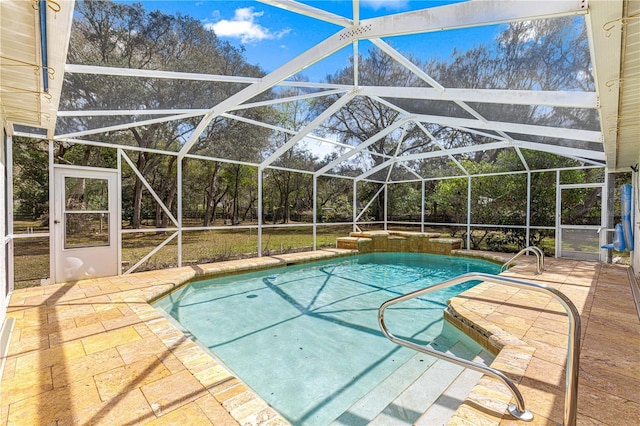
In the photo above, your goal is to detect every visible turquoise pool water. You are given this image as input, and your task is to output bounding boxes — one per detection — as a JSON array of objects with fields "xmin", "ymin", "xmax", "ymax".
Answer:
[{"xmin": 154, "ymin": 253, "xmax": 499, "ymax": 425}]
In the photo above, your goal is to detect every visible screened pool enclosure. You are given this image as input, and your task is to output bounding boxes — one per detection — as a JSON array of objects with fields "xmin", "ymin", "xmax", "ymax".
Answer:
[{"xmin": 1, "ymin": 0, "xmax": 638, "ymax": 287}]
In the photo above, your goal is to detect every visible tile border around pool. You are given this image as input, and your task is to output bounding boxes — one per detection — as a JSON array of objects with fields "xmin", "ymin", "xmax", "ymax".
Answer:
[
  {"xmin": 1, "ymin": 249, "xmax": 531, "ymax": 425},
  {"xmin": 145, "ymin": 249, "xmax": 512, "ymax": 425},
  {"xmin": 133, "ymin": 248, "xmax": 359, "ymax": 425},
  {"xmin": 137, "ymin": 249, "xmax": 512, "ymax": 425}
]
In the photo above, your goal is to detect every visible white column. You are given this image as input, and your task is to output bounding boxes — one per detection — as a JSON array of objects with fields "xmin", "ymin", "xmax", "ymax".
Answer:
[
  {"xmin": 177, "ymin": 159, "xmax": 182, "ymax": 267},
  {"xmin": 258, "ymin": 168, "xmax": 263, "ymax": 257},
  {"xmin": 601, "ymin": 170, "xmax": 609, "ymax": 263},
  {"xmin": 526, "ymin": 172, "xmax": 531, "ymax": 247},
  {"xmin": 467, "ymin": 177, "xmax": 471, "ymax": 250},
  {"xmin": 117, "ymin": 149, "xmax": 122, "ymax": 274},
  {"xmin": 421, "ymin": 180, "xmax": 425, "ymax": 232},
  {"xmin": 313, "ymin": 176, "xmax": 317, "ymax": 250},
  {"xmin": 384, "ymin": 184, "xmax": 388, "ymax": 230},
  {"xmin": 353, "ymin": 180, "xmax": 357, "ymax": 232},
  {"xmin": 6, "ymin": 135, "xmax": 14, "ymax": 293},
  {"xmin": 48, "ymin": 140, "xmax": 55, "ymax": 283},
  {"xmin": 555, "ymin": 170, "xmax": 561, "ymax": 258}
]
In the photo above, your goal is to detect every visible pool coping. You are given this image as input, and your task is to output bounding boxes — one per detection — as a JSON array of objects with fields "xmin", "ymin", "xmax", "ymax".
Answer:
[
  {"xmin": 2, "ymin": 249, "xmax": 354, "ymax": 425},
  {"xmin": 3, "ymin": 250, "xmax": 638, "ymax": 425}
]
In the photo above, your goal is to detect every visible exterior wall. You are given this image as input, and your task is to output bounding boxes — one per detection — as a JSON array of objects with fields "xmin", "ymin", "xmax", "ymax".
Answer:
[
  {"xmin": 1, "ymin": 124, "xmax": 7, "ymax": 329},
  {"xmin": 0, "ymin": 120, "xmax": 11, "ymax": 368},
  {"xmin": 634, "ymin": 168, "xmax": 640, "ymax": 276}
]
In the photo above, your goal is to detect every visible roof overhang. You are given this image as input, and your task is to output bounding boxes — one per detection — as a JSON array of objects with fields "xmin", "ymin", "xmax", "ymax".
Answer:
[
  {"xmin": 587, "ymin": 0, "xmax": 639, "ymax": 171},
  {"xmin": 0, "ymin": 0, "xmax": 75, "ymax": 138}
]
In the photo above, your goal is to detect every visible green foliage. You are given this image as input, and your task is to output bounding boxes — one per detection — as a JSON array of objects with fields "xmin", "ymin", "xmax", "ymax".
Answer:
[{"xmin": 12, "ymin": 138, "xmax": 49, "ymax": 221}]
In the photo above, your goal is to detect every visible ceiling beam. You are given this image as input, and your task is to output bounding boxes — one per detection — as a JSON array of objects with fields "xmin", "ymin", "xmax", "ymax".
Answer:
[
  {"xmin": 258, "ymin": 0, "xmax": 352, "ymax": 27},
  {"xmin": 412, "ymin": 113, "xmax": 601, "ymax": 143},
  {"xmin": 64, "ymin": 64, "xmax": 353, "ymax": 90},
  {"xmin": 177, "ymin": 28, "xmax": 353, "ymax": 159},
  {"xmin": 360, "ymin": 0, "xmax": 588, "ymax": 39},
  {"xmin": 261, "ymin": 92, "xmax": 355, "ymax": 168},
  {"xmin": 53, "ymin": 111, "xmax": 204, "ymax": 140},
  {"xmin": 375, "ymin": 141, "xmax": 512, "ymax": 165},
  {"xmin": 513, "ymin": 139, "xmax": 606, "ymax": 161},
  {"xmin": 315, "ymin": 117, "xmax": 411, "ymax": 176},
  {"xmin": 221, "ymin": 113, "xmax": 355, "ymax": 152},
  {"xmin": 358, "ymin": 86, "xmax": 597, "ymax": 109}
]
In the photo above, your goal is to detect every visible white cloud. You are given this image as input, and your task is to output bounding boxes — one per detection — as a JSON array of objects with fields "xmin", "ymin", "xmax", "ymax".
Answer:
[
  {"xmin": 206, "ymin": 7, "xmax": 290, "ymax": 44},
  {"xmin": 361, "ymin": 0, "xmax": 409, "ymax": 11}
]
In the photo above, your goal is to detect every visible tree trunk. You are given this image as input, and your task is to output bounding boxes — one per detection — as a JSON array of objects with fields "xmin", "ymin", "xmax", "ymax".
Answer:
[
  {"xmin": 203, "ymin": 162, "xmax": 221, "ymax": 227},
  {"xmin": 232, "ymin": 166, "xmax": 240, "ymax": 225}
]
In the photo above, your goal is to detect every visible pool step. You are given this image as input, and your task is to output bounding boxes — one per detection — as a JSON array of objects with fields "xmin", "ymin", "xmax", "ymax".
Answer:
[
  {"xmin": 414, "ymin": 350, "xmax": 493, "ymax": 425},
  {"xmin": 332, "ymin": 340, "xmax": 491, "ymax": 426},
  {"xmin": 331, "ymin": 350, "xmax": 439, "ymax": 426}
]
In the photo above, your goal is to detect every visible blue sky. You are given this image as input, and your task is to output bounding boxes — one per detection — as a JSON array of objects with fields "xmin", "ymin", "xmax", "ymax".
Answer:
[{"xmin": 122, "ymin": 1, "xmax": 503, "ymax": 81}]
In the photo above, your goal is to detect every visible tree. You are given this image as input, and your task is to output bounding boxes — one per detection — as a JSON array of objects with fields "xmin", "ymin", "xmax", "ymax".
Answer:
[{"xmin": 62, "ymin": 0, "xmax": 273, "ymax": 229}]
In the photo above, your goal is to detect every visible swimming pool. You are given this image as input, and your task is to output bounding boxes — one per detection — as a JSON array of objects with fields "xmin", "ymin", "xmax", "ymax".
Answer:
[{"xmin": 154, "ymin": 252, "xmax": 499, "ymax": 425}]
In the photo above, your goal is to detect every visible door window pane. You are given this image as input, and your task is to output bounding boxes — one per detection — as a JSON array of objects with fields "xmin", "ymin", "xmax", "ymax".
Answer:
[
  {"xmin": 65, "ymin": 213, "xmax": 110, "ymax": 248},
  {"xmin": 561, "ymin": 187, "xmax": 602, "ymax": 226},
  {"xmin": 65, "ymin": 177, "xmax": 109, "ymax": 211}
]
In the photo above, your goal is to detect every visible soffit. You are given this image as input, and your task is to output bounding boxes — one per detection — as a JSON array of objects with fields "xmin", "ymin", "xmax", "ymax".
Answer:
[
  {"xmin": 0, "ymin": 0, "xmax": 75, "ymax": 138},
  {"xmin": 616, "ymin": 0, "xmax": 640, "ymax": 169}
]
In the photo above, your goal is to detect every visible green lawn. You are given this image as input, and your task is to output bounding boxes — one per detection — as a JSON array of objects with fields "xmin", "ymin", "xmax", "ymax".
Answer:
[
  {"xmin": 13, "ymin": 224, "xmax": 352, "ymax": 289},
  {"xmin": 12, "ymin": 223, "xmax": 628, "ymax": 289}
]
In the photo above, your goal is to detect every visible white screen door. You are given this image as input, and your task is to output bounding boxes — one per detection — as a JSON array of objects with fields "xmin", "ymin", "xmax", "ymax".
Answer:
[
  {"xmin": 557, "ymin": 183, "xmax": 605, "ymax": 262},
  {"xmin": 53, "ymin": 167, "xmax": 118, "ymax": 282}
]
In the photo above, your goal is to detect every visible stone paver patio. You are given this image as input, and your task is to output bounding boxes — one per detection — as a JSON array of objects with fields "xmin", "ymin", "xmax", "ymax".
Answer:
[{"xmin": 1, "ymin": 249, "xmax": 639, "ymax": 425}]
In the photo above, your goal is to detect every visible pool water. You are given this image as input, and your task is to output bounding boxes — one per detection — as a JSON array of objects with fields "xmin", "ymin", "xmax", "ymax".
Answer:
[{"xmin": 154, "ymin": 253, "xmax": 499, "ymax": 425}]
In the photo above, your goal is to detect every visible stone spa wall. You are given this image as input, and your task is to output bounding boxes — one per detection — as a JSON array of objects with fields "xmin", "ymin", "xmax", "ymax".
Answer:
[{"xmin": 336, "ymin": 230, "xmax": 462, "ymax": 255}]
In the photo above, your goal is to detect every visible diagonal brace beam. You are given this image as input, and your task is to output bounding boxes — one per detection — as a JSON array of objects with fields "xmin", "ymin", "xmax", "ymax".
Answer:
[
  {"xmin": 177, "ymin": 28, "xmax": 353, "ymax": 159},
  {"xmin": 261, "ymin": 92, "xmax": 355, "ymax": 168}
]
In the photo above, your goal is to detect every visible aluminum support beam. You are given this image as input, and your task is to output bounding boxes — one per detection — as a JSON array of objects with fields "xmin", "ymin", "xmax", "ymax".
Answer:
[
  {"xmin": 315, "ymin": 117, "xmax": 411, "ymax": 176},
  {"xmin": 414, "ymin": 122, "xmax": 470, "ymax": 176},
  {"xmin": 221, "ymin": 113, "xmax": 354, "ymax": 151},
  {"xmin": 312, "ymin": 176, "xmax": 317, "ymax": 250},
  {"xmin": 384, "ymin": 184, "xmax": 388, "ymax": 230},
  {"xmin": 178, "ymin": 29, "xmax": 353, "ymax": 159},
  {"xmin": 258, "ymin": 0, "xmax": 352, "ymax": 27},
  {"xmin": 377, "ymin": 141, "xmax": 511, "ymax": 164},
  {"xmin": 370, "ymin": 39, "xmax": 445, "ymax": 91},
  {"xmin": 231, "ymin": 89, "xmax": 349, "ymax": 111},
  {"xmin": 411, "ymin": 113, "xmax": 601, "ymax": 143},
  {"xmin": 421, "ymin": 180, "xmax": 425, "ymax": 232},
  {"xmin": 353, "ymin": 180, "xmax": 357, "ymax": 232},
  {"xmin": 359, "ymin": 86, "xmax": 597, "ymax": 109},
  {"xmin": 261, "ymin": 92, "xmax": 354, "ymax": 168},
  {"xmin": 54, "ymin": 112, "xmax": 204, "ymax": 140},
  {"xmin": 526, "ymin": 172, "xmax": 531, "ymax": 245},
  {"xmin": 467, "ymin": 176, "xmax": 472, "ymax": 250},
  {"xmin": 58, "ymin": 109, "xmax": 208, "ymax": 117},
  {"xmin": 121, "ymin": 152, "xmax": 179, "ymax": 226},
  {"xmin": 513, "ymin": 140, "xmax": 606, "ymax": 161},
  {"xmin": 360, "ymin": 1, "xmax": 588, "ymax": 39},
  {"xmin": 258, "ymin": 169, "xmax": 263, "ymax": 256},
  {"xmin": 64, "ymin": 64, "xmax": 353, "ymax": 90}
]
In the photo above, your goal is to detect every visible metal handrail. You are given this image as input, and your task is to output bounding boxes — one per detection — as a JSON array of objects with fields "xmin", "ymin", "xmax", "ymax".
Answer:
[
  {"xmin": 501, "ymin": 246, "xmax": 545, "ymax": 274},
  {"xmin": 378, "ymin": 272, "xmax": 581, "ymax": 426}
]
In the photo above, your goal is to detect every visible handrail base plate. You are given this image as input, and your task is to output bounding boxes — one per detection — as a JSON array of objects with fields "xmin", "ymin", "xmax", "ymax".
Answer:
[{"xmin": 508, "ymin": 404, "xmax": 534, "ymax": 422}]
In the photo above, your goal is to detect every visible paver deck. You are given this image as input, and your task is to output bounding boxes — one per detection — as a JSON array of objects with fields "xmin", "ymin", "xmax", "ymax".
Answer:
[
  {"xmin": 1, "ymin": 249, "xmax": 638, "ymax": 425},
  {"xmin": 446, "ymin": 251, "xmax": 640, "ymax": 426}
]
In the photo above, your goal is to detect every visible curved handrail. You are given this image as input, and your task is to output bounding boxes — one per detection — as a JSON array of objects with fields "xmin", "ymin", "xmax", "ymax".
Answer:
[
  {"xmin": 501, "ymin": 246, "xmax": 544, "ymax": 274},
  {"xmin": 378, "ymin": 272, "xmax": 581, "ymax": 426}
]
